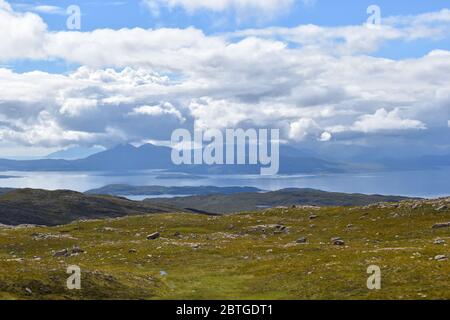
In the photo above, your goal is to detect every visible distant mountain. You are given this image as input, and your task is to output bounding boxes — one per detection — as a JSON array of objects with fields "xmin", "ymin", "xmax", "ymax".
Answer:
[
  {"xmin": 0, "ymin": 142, "xmax": 446, "ymax": 174},
  {"xmin": 46, "ymin": 146, "xmax": 105, "ymax": 160},
  {"xmin": 145, "ymin": 188, "xmax": 416, "ymax": 214},
  {"xmin": 0, "ymin": 143, "xmax": 351, "ymax": 174},
  {"xmin": 86, "ymin": 184, "xmax": 262, "ymax": 196},
  {"xmin": 0, "ymin": 188, "xmax": 189, "ymax": 226},
  {"xmin": 73, "ymin": 144, "xmax": 172, "ymax": 170}
]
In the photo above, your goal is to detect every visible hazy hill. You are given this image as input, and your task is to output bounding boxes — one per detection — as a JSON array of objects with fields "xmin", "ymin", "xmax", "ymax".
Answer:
[
  {"xmin": 0, "ymin": 189, "xmax": 184, "ymax": 226},
  {"xmin": 145, "ymin": 188, "xmax": 415, "ymax": 214},
  {"xmin": 86, "ymin": 185, "xmax": 262, "ymax": 196},
  {"xmin": 0, "ymin": 187, "xmax": 415, "ymax": 226},
  {"xmin": 46, "ymin": 146, "xmax": 105, "ymax": 160},
  {"xmin": 0, "ymin": 143, "xmax": 353, "ymax": 174}
]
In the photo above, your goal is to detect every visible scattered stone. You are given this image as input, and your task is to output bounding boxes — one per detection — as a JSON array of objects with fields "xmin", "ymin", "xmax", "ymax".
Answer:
[
  {"xmin": 53, "ymin": 249, "xmax": 69, "ymax": 257},
  {"xmin": 191, "ymin": 244, "xmax": 200, "ymax": 249},
  {"xmin": 346, "ymin": 224, "xmax": 354, "ymax": 229},
  {"xmin": 436, "ymin": 205, "xmax": 448, "ymax": 211},
  {"xmin": 248, "ymin": 224, "xmax": 289, "ymax": 234},
  {"xmin": 147, "ymin": 232, "xmax": 161, "ymax": 240},
  {"xmin": 173, "ymin": 231, "xmax": 181, "ymax": 237},
  {"xmin": 25, "ymin": 287, "xmax": 32, "ymax": 295},
  {"xmin": 128, "ymin": 249, "xmax": 137, "ymax": 253},
  {"xmin": 160, "ymin": 270, "xmax": 168, "ymax": 277},
  {"xmin": 31, "ymin": 233, "xmax": 75, "ymax": 240},
  {"xmin": 296, "ymin": 237, "xmax": 307, "ymax": 244},
  {"xmin": 434, "ymin": 255, "xmax": 447, "ymax": 261},
  {"xmin": 309, "ymin": 214, "xmax": 318, "ymax": 220},
  {"xmin": 331, "ymin": 237, "xmax": 345, "ymax": 246},
  {"xmin": 52, "ymin": 247, "xmax": 85, "ymax": 258},
  {"xmin": 71, "ymin": 246, "xmax": 84, "ymax": 254},
  {"xmin": 434, "ymin": 239, "xmax": 446, "ymax": 245},
  {"xmin": 432, "ymin": 222, "xmax": 450, "ymax": 229},
  {"xmin": 102, "ymin": 227, "xmax": 116, "ymax": 232}
]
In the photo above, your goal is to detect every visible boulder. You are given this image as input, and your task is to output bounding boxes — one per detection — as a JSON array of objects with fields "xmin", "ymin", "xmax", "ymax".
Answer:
[
  {"xmin": 331, "ymin": 237, "xmax": 345, "ymax": 246},
  {"xmin": 434, "ymin": 255, "xmax": 447, "ymax": 261},
  {"xmin": 432, "ymin": 222, "xmax": 450, "ymax": 229},
  {"xmin": 147, "ymin": 232, "xmax": 160, "ymax": 240},
  {"xmin": 53, "ymin": 249, "xmax": 69, "ymax": 257},
  {"xmin": 434, "ymin": 239, "xmax": 446, "ymax": 245},
  {"xmin": 71, "ymin": 246, "xmax": 84, "ymax": 254}
]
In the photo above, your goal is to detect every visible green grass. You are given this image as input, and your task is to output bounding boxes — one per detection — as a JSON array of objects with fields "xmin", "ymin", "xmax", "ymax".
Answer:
[{"xmin": 0, "ymin": 202, "xmax": 448, "ymax": 300}]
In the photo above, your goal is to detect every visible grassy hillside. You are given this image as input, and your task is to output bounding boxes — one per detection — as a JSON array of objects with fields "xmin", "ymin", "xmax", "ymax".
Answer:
[
  {"xmin": 145, "ymin": 188, "xmax": 415, "ymax": 214},
  {"xmin": 0, "ymin": 189, "xmax": 183, "ymax": 226},
  {"xmin": 0, "ymin": 197, "xmax": 448, "ymax": 300},
  {"xmin": 0, "ymin": 188, "xmax": 413, "ymax": 226}
]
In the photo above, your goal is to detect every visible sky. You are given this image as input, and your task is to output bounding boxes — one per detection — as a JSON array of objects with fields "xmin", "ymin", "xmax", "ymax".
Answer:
[{"xmin": 0, "ymin": 0, "xmax": 449, "ymax": 158}]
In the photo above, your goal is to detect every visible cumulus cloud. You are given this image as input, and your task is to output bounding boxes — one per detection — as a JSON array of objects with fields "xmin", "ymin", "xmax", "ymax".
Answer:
[
  {"xmin": 289, "ymin": 118, "xmax": 319, "ymax": 141},
  {"xmin": 129, "ymin": 103, "xmax": 185, "ymax": 122},
  {"xmin": 0, "ymin": 0, "xmax": 47, "ymax": 61},
  {"xmin": 351, "ymin": 108, "xmax": 426, "ymax": 133},
  {"xmin": 0, "ymin": 1, "xmax": 449, "ymax": 153}
]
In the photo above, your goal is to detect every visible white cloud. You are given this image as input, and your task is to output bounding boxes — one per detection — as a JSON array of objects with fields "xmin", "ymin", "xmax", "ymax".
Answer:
[
  {"xmin": 59, "ymin": 98, "xmax": 98, "ymax": 117},
  {"xmin": 319, "ymin": 131, "xmax": 332, "ymax": 142},
  {"xmin": 129, "ymin": 102, "xmax": 185, "ymax": 121},
  {"xmin": 0, "ymin": 0, "xmax": 47, "ymax": 61},
  {"xmin": 351, "ymin": 108, "xmax": 426, "ymax": 133},
  {"xmin": 0, "ymin": 1, "xmax": 449, "ymax": 151},
  {"xmin": 289, "ymin": 118, "xmax": 319, "ymax": 141}
]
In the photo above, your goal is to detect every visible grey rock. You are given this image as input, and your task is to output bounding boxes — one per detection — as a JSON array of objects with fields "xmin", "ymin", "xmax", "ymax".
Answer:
[
  {"xmin": 71, "ymin": 246, "xmax": 84, "ymax": 254},
  {"xmin": 434, "ymin": 255, "xmax": 447, "ymax": 261},
  {"xmin": 53, "ymin": 249, "xmax": 69, "ymax": 257},
  {"xmin": 296, "ymin": 237, "xmax": 307, "ymax": 244},
  {"xmin": 147, "ymin": 232, "xmax": 160, "ymax": 240},
  {"xmin": 432, "ymin": 222, "xmax": 450, "ymax": 229},
  {"xmin": 331, "ymin": 237, "xmax": 345, "ymax": 246}
]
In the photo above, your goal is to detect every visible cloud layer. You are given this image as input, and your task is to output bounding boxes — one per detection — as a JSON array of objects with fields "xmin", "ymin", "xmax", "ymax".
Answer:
[{"xmin": 0, "ymin": 0, "xmax": 449, "ymax": 155}]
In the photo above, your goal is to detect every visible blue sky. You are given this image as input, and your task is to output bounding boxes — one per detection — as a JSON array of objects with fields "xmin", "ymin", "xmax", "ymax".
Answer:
[{"xmin": 0, "ymin": 0, "xmax": 449, "ymax": 158}]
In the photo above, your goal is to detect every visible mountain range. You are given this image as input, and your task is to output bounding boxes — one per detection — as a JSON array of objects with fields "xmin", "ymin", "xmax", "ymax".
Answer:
[
  {"xmin": 0, "ymin": 143, "xmax": 353, "ymax": 174},
  {"xmin": 0, "ymin": 143, "xmax": 448, "ymax": 174}
]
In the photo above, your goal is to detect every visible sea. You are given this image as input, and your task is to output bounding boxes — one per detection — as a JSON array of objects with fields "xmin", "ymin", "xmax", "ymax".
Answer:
[{"xmin": 0, "ymin": 168, "xmax": 449, "ymax": 200}]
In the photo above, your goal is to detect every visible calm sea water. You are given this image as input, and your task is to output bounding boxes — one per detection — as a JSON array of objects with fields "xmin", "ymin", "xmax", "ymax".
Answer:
[{"xmin": 0, "ymin": 168, "xmax": 449, "ymax": 198}]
